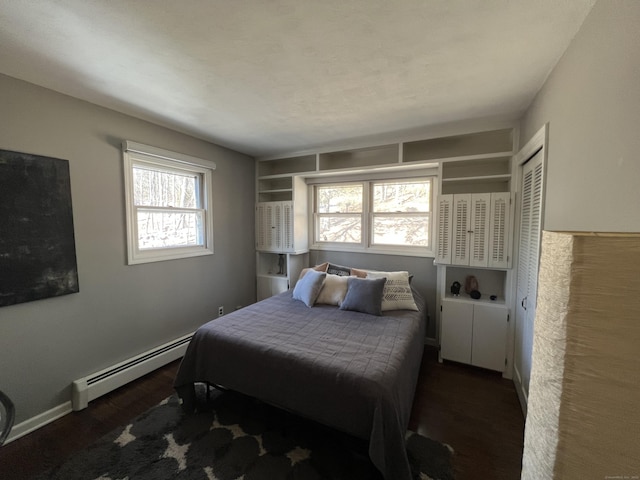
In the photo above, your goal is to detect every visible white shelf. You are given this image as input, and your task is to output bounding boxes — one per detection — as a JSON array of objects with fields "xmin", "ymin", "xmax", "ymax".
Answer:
[
  {"xmin": 445, "ymin": 292, "xmax": 507, "ymax": 306},
  {"xmin": 259, "ymin": 188, "xmax": 292, "ymax": 194},
  {"xmin": 442, "ymin": 173, "xmax": 512, "ymax": 183}
]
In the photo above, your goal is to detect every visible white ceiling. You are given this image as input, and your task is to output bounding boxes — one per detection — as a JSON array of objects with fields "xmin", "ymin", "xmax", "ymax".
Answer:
[{"xmin": 0, "ymin": 0, "xmax": 596, "ymax": 158}]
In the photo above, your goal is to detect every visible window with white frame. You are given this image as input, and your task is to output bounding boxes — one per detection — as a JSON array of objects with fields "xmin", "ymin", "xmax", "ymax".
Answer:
[
  {"xmin": 123, "ymin": 141, "xmax": 215, "ymax": 265},
  {"xmin": 315, "ymin": 183, "xmax": 363, "ymax": 244},
  {"xmin": 313, "ymin": 177, "xmax": 434, "ymax": 254}
]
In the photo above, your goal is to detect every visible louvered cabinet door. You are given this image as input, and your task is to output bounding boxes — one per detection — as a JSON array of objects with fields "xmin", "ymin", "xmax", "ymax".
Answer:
[
  {"xmin": 256, "ymin": 203, "xmax": 274, "ymax": 251},
  {"xmin": 281, "ymin": 202, "xmax": 294, "ymax": 251},
  {"xmin": 489, "ymin": 192, "xmax": 511, "ymax": 268},
  {"xmin": 452, "ymin": 194, "xmax": 471, "ymax": 265},
  {"xmin": 273, "ymin": 202, "xmax": 283, "ymax": 250},
  {"xmin": 469, "ymin": 193, "xmax": 490, "ymax": 267},
  {"xmin": 256, "ymin": 201, "xmax": 296, "ymax": 253},
  {"xmin": 436, "ymin": 195, "xmax": 454, "ymax": 264}
]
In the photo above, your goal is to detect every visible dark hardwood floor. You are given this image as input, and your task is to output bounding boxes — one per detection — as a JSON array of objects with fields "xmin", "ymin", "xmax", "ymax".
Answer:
[
  {"xmin": 409, "ymin": 348, "xmax": 525, "ymax": 479},
  {"xmin": 0, "ymin": 346, "xmax": 524, "ymax": 479}
]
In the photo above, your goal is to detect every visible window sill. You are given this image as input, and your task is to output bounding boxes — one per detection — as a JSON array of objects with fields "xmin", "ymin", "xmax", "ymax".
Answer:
[
  {"xmin": 127, "ymin": 246, "xmax": 213, "ymax": 265},
  {"xmin": 310, "ymin": 243, "xmax": 434, "ymax": 258}
]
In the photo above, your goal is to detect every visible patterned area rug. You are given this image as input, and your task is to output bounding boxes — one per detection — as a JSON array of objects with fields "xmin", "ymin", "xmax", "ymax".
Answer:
[{"xmin": 37, "ymin": 387, "xmax": 454, "ymax": 479}]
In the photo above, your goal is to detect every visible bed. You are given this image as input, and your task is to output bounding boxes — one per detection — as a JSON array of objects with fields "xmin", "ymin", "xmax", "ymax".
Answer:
[{"xmin": 174, "ymin": 268, "xmax": 427, "ymax": 480}]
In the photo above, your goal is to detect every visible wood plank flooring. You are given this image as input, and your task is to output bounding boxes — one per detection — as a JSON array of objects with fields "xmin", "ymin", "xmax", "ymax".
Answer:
[{"xmin": 0, "ymin": 346, "xmax": 524, "ymax": 479}]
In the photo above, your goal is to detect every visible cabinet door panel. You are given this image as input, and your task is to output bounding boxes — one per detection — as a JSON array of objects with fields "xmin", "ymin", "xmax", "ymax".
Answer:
[
  {"xmin": 436, "ymin": 195, "xmax": 454, "ymax": 264},
  {"xmin": 257, "ymin": 276, "xmax": 289, "ymax": 302},
  {"xmin": 488, "ymin": 192, "xmax": 511, "ymax": 268},
  {"xmin": 271, "ymin": 277, "xmax": 289, "ymax": 296},
  {"xmin": 441, "ymin": 300, "xmax": 473, "ymax": 364},
  {"xmin": 256, "ymin": 201, "xmax": 295, "ymax": 253},
  {"xmin": 452, "ymin": 194, "xmax": 471, "ymax": 265},
  {"xmin": 472, "ymin": 304, "xmax": 508, "ymax": 371},
  {"xmin": 256, "ymin": 276, "xmax": 272, "ymax": 302},
  {"xmin": 469, "ymin": 193, "xmax": 490, "ymax": 267},
  {"xmin": 281, "ymin": 202, "xmax": 294, "ymax": 251}
]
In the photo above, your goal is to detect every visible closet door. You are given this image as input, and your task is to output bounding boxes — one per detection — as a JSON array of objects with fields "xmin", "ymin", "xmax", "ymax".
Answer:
[{"xmin": 514, "ymin": 151, "xmax": 544, "ymax": 396}]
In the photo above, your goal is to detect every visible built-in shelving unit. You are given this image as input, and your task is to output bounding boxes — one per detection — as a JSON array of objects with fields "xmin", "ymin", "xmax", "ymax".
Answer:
[
  {"xmin": 318, "ymin": 144, "xmax": 399, "ymax": 171},
  {"xmin": 255, "ymin": 128, "xmax": 518, "ymax": 334},
  {"xmin": 427, "ymin": 128, "xmax": 516, "ymax": 377},
  {"xmin": 257, "ymin": 154, "xmax": 316, "ymax": 177},
  {"xmin": 402, "ymin": 129, "xmax": 512, "ymax": 161},
  {"xmin": 441, "ymin": 155, "xmax": 512, "ymax": 195},
  {"xmin": 256, "ymin": 251, "xmax": 309, "ymax": 301}
]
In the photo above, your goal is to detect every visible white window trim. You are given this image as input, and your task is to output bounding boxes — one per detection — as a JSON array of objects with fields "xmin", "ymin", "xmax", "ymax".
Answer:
[
  {"xmin": 122, "ymin": 141, "xmax": 215, "ymax": 265},
  {"xmin": 310, "ymin": 175, "xmax": 437, "ymax": 257}
]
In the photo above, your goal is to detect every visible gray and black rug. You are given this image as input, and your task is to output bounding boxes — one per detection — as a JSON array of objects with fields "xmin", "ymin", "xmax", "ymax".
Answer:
[{"xmin": 37, "ymin": 387, "xmax": 454, "ymax": 479}]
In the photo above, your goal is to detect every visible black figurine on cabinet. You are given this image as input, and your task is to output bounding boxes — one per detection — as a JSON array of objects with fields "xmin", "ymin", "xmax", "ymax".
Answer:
[{"xmin": 450, "ymin": 281, "xmax": 461, "ymax": 296}]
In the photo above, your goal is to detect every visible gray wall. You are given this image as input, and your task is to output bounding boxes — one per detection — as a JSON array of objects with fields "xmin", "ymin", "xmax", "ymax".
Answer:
[
  {"xmin": 0, "ymin": 74, "xmax": 256, "ymax": 424},
  {"xmin": 520, "ymin": 0, "xmax": 640, "ymax": 232},
  {"xmin": 516, "ymin": 0, "xmax": 640, "ymax": 403},
  {"xmin": 309, "ymin": 250, "xmax": 438, "ymax": 338}
]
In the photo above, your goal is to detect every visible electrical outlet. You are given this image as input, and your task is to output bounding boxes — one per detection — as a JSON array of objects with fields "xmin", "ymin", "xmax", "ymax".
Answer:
[{"xmin": 218, "ymin": 306, "xmax": 224, "ymax": 317}]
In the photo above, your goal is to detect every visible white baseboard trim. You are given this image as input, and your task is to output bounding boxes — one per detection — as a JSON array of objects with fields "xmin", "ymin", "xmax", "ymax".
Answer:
[{"xmin": 5, "ymin": 401, "xmax": 72, "ymax": 445}]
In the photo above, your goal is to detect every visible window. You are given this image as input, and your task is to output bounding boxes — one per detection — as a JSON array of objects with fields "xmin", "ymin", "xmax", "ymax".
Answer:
[
  {"xmin": 123, "ymin": 141, "xmax": 215, "ymax": 264},
  {"xmin": 316, "ymin": 184, "xmax": 363, "ymax": 244},
  {"xmin": 371, "ymin": 180, "xmax": 430, "ymax": 247},
  {"xmin": 313, "ymin": 177, "xmax": 434, "ymax": 255}
]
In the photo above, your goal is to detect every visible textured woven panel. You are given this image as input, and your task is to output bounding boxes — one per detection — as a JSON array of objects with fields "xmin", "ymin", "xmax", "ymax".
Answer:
[{"xmin": 522, "ymin": 232, "xmax": 640, "ymax": 480}]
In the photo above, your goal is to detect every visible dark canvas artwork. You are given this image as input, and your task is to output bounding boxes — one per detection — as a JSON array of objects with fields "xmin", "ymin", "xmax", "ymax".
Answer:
[{"xmin": 0, "ymin": 149, "xmax": 79, "ymax": 307}]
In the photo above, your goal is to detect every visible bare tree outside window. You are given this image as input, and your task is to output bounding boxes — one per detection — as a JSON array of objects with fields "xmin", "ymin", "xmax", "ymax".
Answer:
[
  {"xmin": 132, "ymin": 167, "xmax": 204, "ymax": 250},
  {"xmin": 372, "ymin": 181, "xmax": 430, "ymax": 247},
  {"xmin": 316, "ymin": 184, "xmax": 363, "ymax": 243},
  {"xmin": 314, "ymin": 178, "xmax": 433, "ymax": 250},
  {"xmin": 123, "ymin": 142, "xmax": 214, "ymax": 265}
]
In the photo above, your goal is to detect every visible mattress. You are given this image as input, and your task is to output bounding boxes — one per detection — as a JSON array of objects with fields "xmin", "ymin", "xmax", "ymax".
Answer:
[{"xmin": 174, "ymin": 289, "xmax": 427, "ymax": 480}]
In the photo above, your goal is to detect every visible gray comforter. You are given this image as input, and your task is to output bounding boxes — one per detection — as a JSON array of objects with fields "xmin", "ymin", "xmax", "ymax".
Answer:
[{"xmin": 174, "ymin": 289, "xmax": 427, "ymax": 480}]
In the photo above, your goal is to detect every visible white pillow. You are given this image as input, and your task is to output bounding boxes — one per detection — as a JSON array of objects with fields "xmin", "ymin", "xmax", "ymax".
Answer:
[
  {"xmin": 366, "ymin": 271, "xmax": 418, "ymax": 311},
  {"xmin": 315, "ymin": 274, "xmax": 349, "ymax": 306}
]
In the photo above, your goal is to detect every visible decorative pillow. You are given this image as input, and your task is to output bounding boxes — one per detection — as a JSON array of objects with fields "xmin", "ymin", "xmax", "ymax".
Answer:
[
  {"xmin": 292, "ymin": 269, "xmax": 326, "ymax": 307},
  {"xmin": 316, "ymin": 274, "xmax": 349, "ymax": 306},
  {"xmin": 350, "ymin": 267, "xmax": 368, "ymax": 278},
  {"xmin": 339, "ymin": 277, "xmax": 386, "ymax": 316},
  {"xmin": 327, "ymin": 263, "xmax": 352, "ymax": 276},
  {"xmin": 298, "ymin": 262, "xmax": 329, "ymax": 281},
  {"xmin": 366, "ymin": 271, "xmax": 418, "ymax": 311}
]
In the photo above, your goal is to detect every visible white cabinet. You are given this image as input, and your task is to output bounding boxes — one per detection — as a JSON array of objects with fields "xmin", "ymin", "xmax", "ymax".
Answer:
[
  {"xmin": 441, "ymin": 298, "xmax": 508, "ymax": 372},
  {"xmin": 436, "ymin": 192, "xmax": 510, "ymax": 268},
  {"xmin": 256, "ymin": 202, "xmax": 308, "ymax": 254},
  {"xmin": 256, "ymin": 201, "xmax": 293, "ymax": 252},
  {"xmin": 257, "ymin": 275, "xmax": 289, "ymax": 301}
]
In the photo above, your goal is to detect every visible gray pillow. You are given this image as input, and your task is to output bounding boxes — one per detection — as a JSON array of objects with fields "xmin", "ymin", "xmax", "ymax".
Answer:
[
  {"xmin": 339, "ymin": 277, "xmax": 386, "ymax": 316},
  {"xmin": 292, "ymin": 269, "xmax": 326, "ymax": 307}
]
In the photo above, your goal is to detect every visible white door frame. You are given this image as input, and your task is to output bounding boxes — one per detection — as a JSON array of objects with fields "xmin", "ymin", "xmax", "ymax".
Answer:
[{"xmin": 508, "ymin": 123, "xmax": 548, "ymax": 415}]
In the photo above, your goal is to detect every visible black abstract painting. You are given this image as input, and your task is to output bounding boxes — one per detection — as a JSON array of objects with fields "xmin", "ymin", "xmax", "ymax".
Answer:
[{"xmin": 0, "ymin": 149, "xmax": 79, "ymax": 307}]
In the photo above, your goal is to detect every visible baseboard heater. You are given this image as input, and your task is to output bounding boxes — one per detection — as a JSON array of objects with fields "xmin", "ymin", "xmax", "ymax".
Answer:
[{"xmin": 71, "ymin": 332, "xmax": 193, "ymax": 411}]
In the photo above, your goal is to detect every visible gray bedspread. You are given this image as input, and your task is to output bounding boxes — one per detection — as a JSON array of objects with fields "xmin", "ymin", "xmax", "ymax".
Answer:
[{"xmin": 174, "ymin": 289, "xmax": 427, "ymax": 480}]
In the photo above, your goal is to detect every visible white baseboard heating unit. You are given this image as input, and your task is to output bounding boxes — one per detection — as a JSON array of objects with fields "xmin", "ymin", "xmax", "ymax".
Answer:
[{"xmin": 71, "ymin": 332, "xmax": 193, "ymax": 411}]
